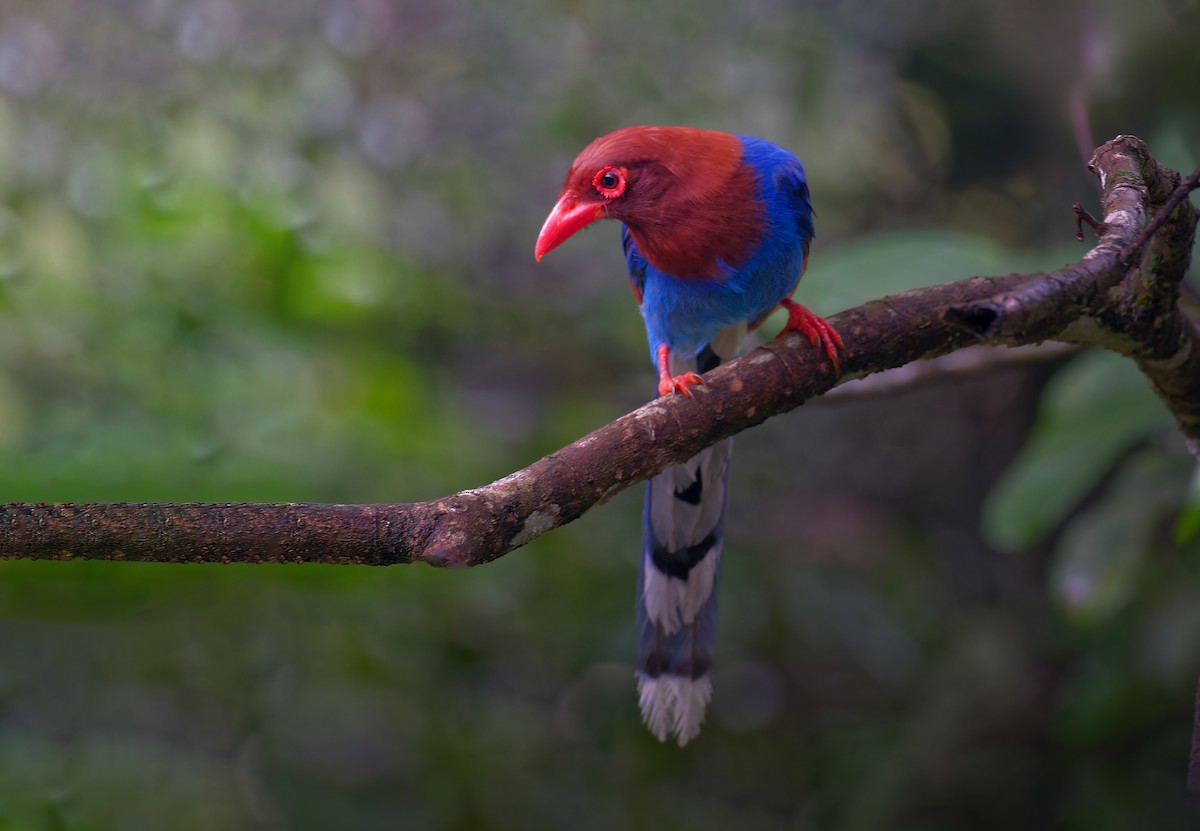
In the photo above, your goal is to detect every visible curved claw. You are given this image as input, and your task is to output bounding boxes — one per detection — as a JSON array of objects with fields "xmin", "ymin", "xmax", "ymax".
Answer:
[
  {"xmin": 658, "ymin": 371, "xmax": 705, "ymax": 398},
  {"xmin": 778, "ymin": 298, "xmax": 845, "ymax": 375}
]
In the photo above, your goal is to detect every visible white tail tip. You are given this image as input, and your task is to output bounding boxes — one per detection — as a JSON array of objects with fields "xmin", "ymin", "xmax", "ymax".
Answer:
[{"xmin": 636, "ymin": 672, "xmax": 712, "ymax": 746}]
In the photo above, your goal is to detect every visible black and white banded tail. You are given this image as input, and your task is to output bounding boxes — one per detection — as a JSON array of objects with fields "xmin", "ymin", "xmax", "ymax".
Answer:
[{"xmin": 635, "ymin": 325, "xmax": 744, "ymax": 745}]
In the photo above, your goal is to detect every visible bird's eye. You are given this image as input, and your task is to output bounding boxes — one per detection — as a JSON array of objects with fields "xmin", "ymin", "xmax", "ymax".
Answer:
[{"xmin": 592, "ymin": 166, "xmax": 626, "ymax": 199}]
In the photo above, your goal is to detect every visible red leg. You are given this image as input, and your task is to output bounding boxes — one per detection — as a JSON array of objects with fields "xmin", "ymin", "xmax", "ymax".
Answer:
[
  {"xmin": 656, "ymin": 344, "xmax": 704, "ymax": 398},
  {"xmin": 778, "ymin": 297, "xmax": 844, "ymax": 374}
]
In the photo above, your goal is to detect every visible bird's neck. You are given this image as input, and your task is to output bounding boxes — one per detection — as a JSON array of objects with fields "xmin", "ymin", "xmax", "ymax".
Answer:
[
  {"xmin": 629, "ymin": 203, "xmax": 763, "ymax": 281},
  {"xmin": 624, "ymin": 151, "xmax": 768, "ymax": 281}
]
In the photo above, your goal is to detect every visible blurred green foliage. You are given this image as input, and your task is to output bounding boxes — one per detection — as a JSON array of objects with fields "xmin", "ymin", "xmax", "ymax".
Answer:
[
  {"xmin": 984, "ymin": 350, "xmax": 1176, "ymax": 552},
  {"xmin": 0, "ymin": 0, "xmax": 1197, "ymax": 829}
]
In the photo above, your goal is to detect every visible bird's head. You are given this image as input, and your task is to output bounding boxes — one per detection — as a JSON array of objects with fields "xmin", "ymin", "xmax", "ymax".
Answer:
[{"xmin": 534, "ymin": 126, "xmax": 748, "ymax": 264}]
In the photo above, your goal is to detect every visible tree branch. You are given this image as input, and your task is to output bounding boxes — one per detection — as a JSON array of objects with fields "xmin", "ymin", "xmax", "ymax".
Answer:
[{"xmin": 0, "ymin": 136, "xmax": 1196, "ymax": 568}]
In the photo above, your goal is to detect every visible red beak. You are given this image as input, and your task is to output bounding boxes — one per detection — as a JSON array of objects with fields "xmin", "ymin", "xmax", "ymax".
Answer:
[{"xmin": 535, "ymin": 193, "xmax": 603, "ymax": 261}]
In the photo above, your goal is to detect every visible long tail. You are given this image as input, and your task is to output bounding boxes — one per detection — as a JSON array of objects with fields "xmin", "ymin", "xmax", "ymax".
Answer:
[{"xmin": 635, "ymin": 325, "xmax": 744, "ymax": 746}]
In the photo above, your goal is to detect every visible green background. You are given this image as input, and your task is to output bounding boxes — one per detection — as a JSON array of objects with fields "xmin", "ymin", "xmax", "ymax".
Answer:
[{"xmin": 0, "ymin": 0, "xmax": 1197, "ymax": 828}]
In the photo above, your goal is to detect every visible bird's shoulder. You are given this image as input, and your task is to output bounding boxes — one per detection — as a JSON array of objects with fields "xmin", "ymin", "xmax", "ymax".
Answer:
[{"xmin": 737, "ymin": 134, "xmax": 815, "ymax": 246}]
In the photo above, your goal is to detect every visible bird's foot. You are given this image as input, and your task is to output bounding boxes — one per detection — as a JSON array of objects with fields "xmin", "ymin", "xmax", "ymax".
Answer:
[
  {"xmin": 654, "ymin": 344, "xmax": 705, "ymax": 397},
  {"xmin": 657, "ymin": 371, "xmax": 705, "ymax": 398},
  {"xmin": 778, "ymin": 298, "xmax": 844, "ymax": 374}
]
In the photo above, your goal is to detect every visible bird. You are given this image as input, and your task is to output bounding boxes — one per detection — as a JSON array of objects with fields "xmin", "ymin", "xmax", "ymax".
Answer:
[{"xmin": 535, "ymin": 126, "xmax": 842, "ymax": 745}]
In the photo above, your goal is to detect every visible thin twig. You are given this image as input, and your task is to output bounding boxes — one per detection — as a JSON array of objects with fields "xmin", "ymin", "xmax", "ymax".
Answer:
[{"xmin": 1073, "ymin": 202, "xmax": 1104, "ymax": 241}]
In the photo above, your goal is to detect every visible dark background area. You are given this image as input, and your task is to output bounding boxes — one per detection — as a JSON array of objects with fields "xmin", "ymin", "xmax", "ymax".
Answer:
[{"xmin": 0, "ymin": 0, "xmax": 1197, "ymax": 828}]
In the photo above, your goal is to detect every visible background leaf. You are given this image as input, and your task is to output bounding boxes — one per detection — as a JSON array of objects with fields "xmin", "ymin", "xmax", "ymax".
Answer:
[{"xmin": 983, "ymin": 349, "xmax": 1174, "ymax": 551}]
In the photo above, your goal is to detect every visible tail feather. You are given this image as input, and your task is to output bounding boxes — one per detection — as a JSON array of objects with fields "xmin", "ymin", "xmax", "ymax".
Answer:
[
  {"xmin": 636, "ymin": 674, "xmax": 713, "ymax": 746},
  {"xmin": 635, "ymin": 325, "xmax": 744, "ymax": 746}
]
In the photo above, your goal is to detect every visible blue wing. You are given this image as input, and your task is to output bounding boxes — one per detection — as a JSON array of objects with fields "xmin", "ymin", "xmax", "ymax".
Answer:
[
  {"xmin": 771, "ymin": 156, "xmax": 815, "ymax": 252},
  {"xmin": 738, "ymin": 140, "xmax": 815, "ymax": 328}
]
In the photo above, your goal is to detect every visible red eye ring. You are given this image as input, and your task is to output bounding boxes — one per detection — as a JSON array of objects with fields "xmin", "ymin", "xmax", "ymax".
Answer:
[{"xmin": 592, "ymin": 166, "xmax": 626, "ymax": 199}]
